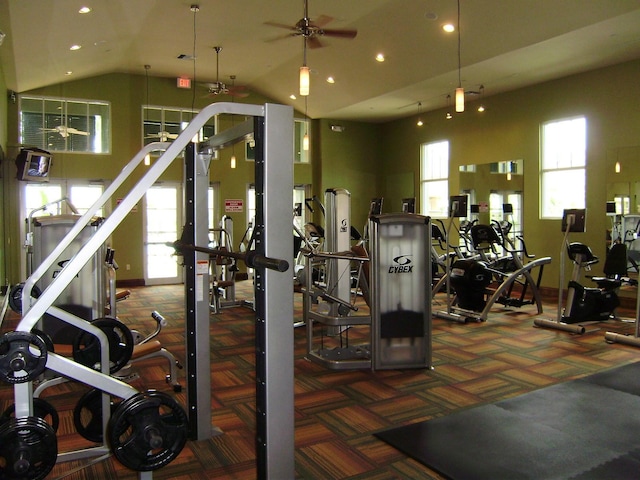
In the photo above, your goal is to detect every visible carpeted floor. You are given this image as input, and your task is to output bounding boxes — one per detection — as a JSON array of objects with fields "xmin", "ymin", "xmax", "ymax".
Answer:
[{"xmin": 1, "ymin": 281, "xmax": 639, "ymax": 479}]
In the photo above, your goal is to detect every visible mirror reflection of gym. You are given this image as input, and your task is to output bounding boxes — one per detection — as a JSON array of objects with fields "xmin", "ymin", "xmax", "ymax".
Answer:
[
  {"xmin": 606, "ymin": 145, "xmax": 640, "ymax": 295},
  {"xmin": 459, "ymin": 160, "xmax": 524, "ymax": 237}
]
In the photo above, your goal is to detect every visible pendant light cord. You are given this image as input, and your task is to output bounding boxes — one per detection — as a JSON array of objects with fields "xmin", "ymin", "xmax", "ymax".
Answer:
[
  {"xmin": 457, "ymin": 0, "xmax": 461, "ymax": 88},
  {"xmin": 191, "ymin": 6, "xmax": 198, "ymax": 113}
]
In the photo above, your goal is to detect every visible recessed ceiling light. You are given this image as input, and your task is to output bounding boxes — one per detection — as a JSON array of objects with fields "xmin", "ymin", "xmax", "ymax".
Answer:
[
  {"xmin": 442, "ymin": 23, "xmax": 455, "ymax": 33},
  {"xmin": 79, "ymin": 6, "xmax": 91, "ymax": 14},
  {"xmin": 375, "ymin": 53, "xmax": 385, "ymax": 62},
  {"xmin": 326, "ymin": 76, "xmax": 335, "ymax": 84},
  {"xmin": 65, "ymin": 71, "xmax": 73, "ymax": 76},
  {"xmin": 70, "ymin": 44, "xmax": 82, "ymax": 51}
]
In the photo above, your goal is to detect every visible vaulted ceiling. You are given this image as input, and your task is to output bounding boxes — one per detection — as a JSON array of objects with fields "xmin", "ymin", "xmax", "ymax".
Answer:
[{"xmin": 1, "ymin": 0, "xmax": 640, "ymax": 122}]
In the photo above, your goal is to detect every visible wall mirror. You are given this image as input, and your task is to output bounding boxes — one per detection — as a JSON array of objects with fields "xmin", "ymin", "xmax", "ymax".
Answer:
[{"xmin": 459, "ymin": 160, "xmax": 524, "ymax": 236}]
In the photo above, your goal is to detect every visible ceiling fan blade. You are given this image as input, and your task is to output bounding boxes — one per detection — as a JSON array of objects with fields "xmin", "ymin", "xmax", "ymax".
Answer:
[
  {"xmin": 311, "ymin": 15, "xmax": 334, "ymax": 27},
  {"xmin": 229, "ymin": 89, "xmax": 250, "ymax": 98},
  {"xmin": 67, "ymin": 128, "xmax": 89, "ymax": 136},
  {"xmin": 308, "ymin": 36, "xmax": 324, "ymax": 49},
  {"xmin": 321, "ymin": 28, "xmax": 357, "ymax": 39},
  {"xmin": 264, "ymin": 32, "xmax": 299, "ymax": 43},
  {"xmin": 264, "ymin": 21, "xmax": 297, "ymax": 30}
]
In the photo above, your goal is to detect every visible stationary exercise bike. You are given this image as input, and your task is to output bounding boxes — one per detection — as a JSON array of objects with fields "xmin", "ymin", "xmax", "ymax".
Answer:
[{"xmin": 560, "ymin": 242, "xmax": 623, "ymax": 324}]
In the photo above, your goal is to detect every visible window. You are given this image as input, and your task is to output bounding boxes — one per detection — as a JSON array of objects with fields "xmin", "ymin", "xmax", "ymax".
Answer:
[
  {"xmin": 208, "ymin": 183, "xmax": 220, "ymax": 238},
  {"xmin": 20, "ymin": 96, "xmax": 110, "ymax": 153},
  {"xmin": 23, "ymin": 182, "xmax": 106, "ymax": 220},
  {"xmin": 295, "ymin": 119, "xmax": 310, "ymax": 163},
  {"xmin": 420, "ymin": 140, "xmax": 449, "ymax": 217},
  {"xmin": 540, "ymin": 117, "xmax": 586, "ymax": 218},
  {"xmin": 142, "ymin": 106, "xmax": 216, "ymax": 146},
  {"xmin": 245, "ymin": 119, "xmax": 310, "ymax": 163}
]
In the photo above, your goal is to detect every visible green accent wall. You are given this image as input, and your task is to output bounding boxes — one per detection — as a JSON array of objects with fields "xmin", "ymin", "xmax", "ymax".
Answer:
[
  {"xmin": 381, "ymin": 59, "xmax": 640, "ymax": 287},
  {"xmin": 1, "ymin": 59, "xmax": 640, "ymax": 291}
]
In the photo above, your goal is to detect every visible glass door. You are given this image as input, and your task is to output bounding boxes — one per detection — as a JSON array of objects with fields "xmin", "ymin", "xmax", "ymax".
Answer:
[{"xmin": 143, "ymin": 184, "xmax": 182, "ymax": 285}]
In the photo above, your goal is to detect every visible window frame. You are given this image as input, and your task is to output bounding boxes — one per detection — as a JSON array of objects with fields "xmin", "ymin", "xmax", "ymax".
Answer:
[
  {"xmin": 540, "ymin": 116, "xmax": 587, "ymax": 219},
  {"xmin": 420, "ymin": 140, "xmax": 450, "ymax": 218},
  {"xmin": 19, "ymin": 95, "xmax": 111, "ymax": 154}
]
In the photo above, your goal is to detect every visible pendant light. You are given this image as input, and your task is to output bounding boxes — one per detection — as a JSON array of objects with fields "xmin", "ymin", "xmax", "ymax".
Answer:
[
  {"xmin": 477, "ymin": 85, "xmax": 486, "ymax": 112},
  {"xmin": 230, "ymin": 75, "xmax": 237, "ymax": 167},
  {"xmin": 455, "ymin": 0, "xmax": 464, "ymax": 113},
  {"xmin": 300, "ymin": 38, "xmax": 310, "ymax": 96},
  {"xmin": 416, "ymin": 102, "xmax": 424, "ymax": 127},
  {"xmin": 445, "ymin": 95, "xmax": 453, "ymax": 120}
]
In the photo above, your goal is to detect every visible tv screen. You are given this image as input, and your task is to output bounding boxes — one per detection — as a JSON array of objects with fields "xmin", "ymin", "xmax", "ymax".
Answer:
[
  {"xmin": 401, "ymin": 197, "xmax": 415, "ymax": 213},
  {"xmin": 369, "ymin": 198, "xmax": 383, "ymax": 215},
  {"xmin": 16, "ymin": 148, "xmax": 53, "ymax": 182},
  {"xmin": 562, "ymin": 208, "xmax": 586, "ymax": 233},
  {"xmin": 450, "ymin": 195, "xmax": 468, "ymax": 218}
]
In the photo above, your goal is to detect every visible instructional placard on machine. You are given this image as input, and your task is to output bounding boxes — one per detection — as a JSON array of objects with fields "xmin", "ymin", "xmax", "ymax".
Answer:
[{"xmin": 224, "ymin": 199, "xmax": 244, "ymax": 213}]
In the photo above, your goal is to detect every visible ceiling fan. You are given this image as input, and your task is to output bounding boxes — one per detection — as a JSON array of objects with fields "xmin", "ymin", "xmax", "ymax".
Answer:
[
  {"xmin": 40, "ymin": 125, "xmax": 89, "ymax": 138},
  {"xmin": 145, "ymin": 131, "xmax": 179, "ymax": 142},
  {"xmin": 264, "ymin": 0, "xmax": 358, "ymax": 49},
  {"xmin": 201, "ymin": 47, "xmax": 249, "ymax": 98}
]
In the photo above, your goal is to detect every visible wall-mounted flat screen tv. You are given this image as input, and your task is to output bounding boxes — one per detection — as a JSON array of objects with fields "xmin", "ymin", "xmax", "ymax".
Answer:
[{"xmin": 16, "ymin": 148, "xmax": 52, "ymax": 182}]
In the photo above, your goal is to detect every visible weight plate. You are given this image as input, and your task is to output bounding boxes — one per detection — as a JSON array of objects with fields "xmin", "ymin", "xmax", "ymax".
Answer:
[
  {"xmin": 73, "ymin": 388, "xmax": 118, "ymax": 443},
  {"xmin": 72, "ymin": 318, "xmax": 134, "ymax": 374},
  {"xmin": 1, "ymin": 397, "xmax": 60, "ymax": 433},
  {"xmin": 107, "ymin": 390, "xmax": 188, "ymax": 471},
  {"xmin": 31, "ymin": 329, "xmax": 54, "ymax": 354},
  {"xmin": 0, "ymin": 331, "xmax": 48, "ymax": 384},
  {"xmin": 0, "ymin": 416, "xmax": 57, "ymax": 480},
  {"xmin": 7, "ymin": 283, "xmax": 41, "ymax": 314}
]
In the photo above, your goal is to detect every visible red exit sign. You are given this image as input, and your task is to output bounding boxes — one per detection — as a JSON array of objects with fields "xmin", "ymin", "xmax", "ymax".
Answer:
[{"xmin": 177, "ymin": 77, "xmax": 191, "ymax": 89}]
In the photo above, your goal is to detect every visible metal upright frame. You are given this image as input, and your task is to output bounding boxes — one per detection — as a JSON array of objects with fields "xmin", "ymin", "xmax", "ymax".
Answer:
[{"xmin": 12, "ymin": 102, "xmax": 294, "ymax": 479}]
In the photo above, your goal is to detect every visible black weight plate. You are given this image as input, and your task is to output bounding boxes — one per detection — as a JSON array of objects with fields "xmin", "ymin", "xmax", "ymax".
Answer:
[
  {"xmin": 73, "ymin": 388, "xmax": 118, "ymax": 443},
  {"xmin": 7, "ymin": 283, "xmax": 41, "ymax": 314},
  {"xmin": 0, "ymin": 397, "xmax": 60, "ymax": 433},
  {"xmin": 0, "ymin": 331, "xmax": 48, "ymax": 384},
  {"xmin": 31, "ymin": 328, "xmax": 54, "ymax": 354},
  {"xmin": 0, "ymin": 416, "xmax": 57, "ymax": 480},
  {"xmin": 107, "ymin": 390, "xmax": 188, "ymax": 471},
  {"xmin": 72, "ymin": 318, "xmax": 134, "ymax": 374}
]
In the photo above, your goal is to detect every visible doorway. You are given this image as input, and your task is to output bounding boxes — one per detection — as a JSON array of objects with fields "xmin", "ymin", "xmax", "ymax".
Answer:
[{"xmin": 143, "ymin": 184, "xmax": 182, "ymax": 285}]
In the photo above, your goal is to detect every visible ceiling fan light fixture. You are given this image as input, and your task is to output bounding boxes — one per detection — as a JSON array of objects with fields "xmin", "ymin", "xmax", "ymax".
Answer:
[{"xmin": 299, "ymin": 66, "xmax": 310, "ymax": 96}]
